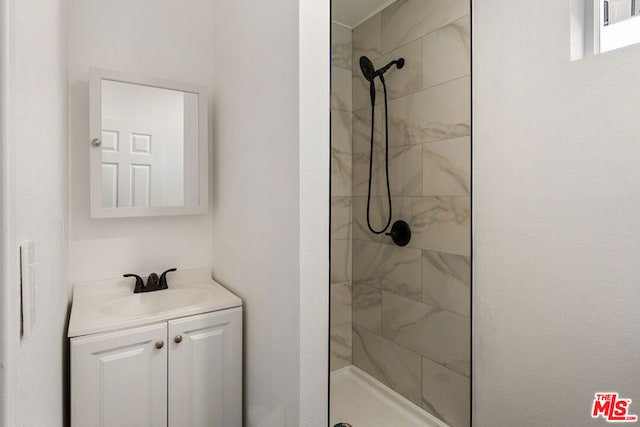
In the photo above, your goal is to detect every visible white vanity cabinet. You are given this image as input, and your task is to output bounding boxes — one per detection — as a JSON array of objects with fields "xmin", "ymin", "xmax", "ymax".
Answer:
[
  {"xmin": 68, "ymin": 269, "xmax": 244, "ymax": 427},
  {"xmin": 71, "ymin": 307, "xmax": 242, "ymax": 427},
  {"xmin": 167, "ymin": 309, "xmax": 242, "ymax": 426},
  {"xmin": 71, "ymin": 322, "xmax": 169, "ymax": 427}
]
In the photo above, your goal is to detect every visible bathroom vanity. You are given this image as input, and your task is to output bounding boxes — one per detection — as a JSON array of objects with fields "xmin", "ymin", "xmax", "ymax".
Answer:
[{"xmin": 68, "ymin": 268, "xmax": 242, "ymax": 427}]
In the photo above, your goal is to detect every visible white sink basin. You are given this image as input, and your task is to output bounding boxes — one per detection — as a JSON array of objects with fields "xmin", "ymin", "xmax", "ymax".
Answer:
[
  {"xmin": 100, "ymin": 288, "xmax": 207, "ymax": 317},
  {"xmin": 68, "ymin": 268, "xmax": 243, "ymax": 337}
]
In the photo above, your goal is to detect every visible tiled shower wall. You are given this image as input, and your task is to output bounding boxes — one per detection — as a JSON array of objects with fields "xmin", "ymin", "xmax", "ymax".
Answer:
[
  {"xmin": 330, "ymin": 22, "xmax": 354, "ymax": 371},
  {"xmin": 350, "ymin": 1, "xmax": 471, "ymax": 426}
]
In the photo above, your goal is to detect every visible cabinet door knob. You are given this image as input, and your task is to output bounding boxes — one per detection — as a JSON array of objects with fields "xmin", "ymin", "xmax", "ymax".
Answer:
[
  {"xmin": 155, "ymin": 340, "xmax": 165, "ymax": 349},
  {"xmin": 174, "ymin": 335, "xmax": 183, "ymax": 344}
]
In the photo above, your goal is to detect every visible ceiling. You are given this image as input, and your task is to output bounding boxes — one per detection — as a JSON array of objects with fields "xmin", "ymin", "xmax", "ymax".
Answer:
[{"xmin": 332, "ymin": 0, "xmax": 398, "ymax": 28}]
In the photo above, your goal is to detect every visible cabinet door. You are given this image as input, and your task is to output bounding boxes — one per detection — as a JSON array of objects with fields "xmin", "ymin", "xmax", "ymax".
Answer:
[
  {"xmin": 71, "ymin": 323, "xmax": 168, "ymax": 427},
  {"xmin": 168, "ymin": 308, "xmax": 242, "ymax": 427}
]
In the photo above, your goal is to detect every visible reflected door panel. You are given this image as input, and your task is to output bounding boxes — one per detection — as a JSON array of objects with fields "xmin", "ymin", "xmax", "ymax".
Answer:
[
  {"xmin": 102, "ymin": 118, "xmax": 159, "ymax": 208},
  {"xmin": 101, "ymin": 162, "xmax": 118, "ymax": 208}
]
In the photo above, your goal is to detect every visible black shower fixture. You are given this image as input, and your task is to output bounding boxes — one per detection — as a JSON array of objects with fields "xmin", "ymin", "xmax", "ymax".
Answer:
[
  {"xmin": 359, "ymin": 56, "xmax": 405, "ymax": 107},
  {"xmin": 386, "ymin": 220, "xmax": 411, "ymax": 247},
  {"xmin": 359, "ymin": 56, "xmax": 405, "ymax": 82},
  {"xmin": 359, "ymin": 55, "xmax": 412, "ymax": 247}
]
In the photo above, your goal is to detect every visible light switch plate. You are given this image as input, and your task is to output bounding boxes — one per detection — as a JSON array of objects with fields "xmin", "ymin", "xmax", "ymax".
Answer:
[{"xmin": 20, "ymin": 242, "xmax": 35, "ymax": 339}]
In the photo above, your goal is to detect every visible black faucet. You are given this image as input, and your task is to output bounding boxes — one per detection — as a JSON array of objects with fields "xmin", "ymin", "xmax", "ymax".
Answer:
[
  {"xmin": 124, "ymin": 268, "xmax": 177, "ymax": 293},
  {"xmin": 159, "ymin": 268, "xmax": 177, "ymax": 289},
  {"xmin": 146, "ymin": 272, "xmax": 160, "ymax": 290}
]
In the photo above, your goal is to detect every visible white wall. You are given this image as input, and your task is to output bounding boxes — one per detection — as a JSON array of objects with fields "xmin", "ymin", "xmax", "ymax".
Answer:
[
  {"xmin": 299, "ymin": 0, "xmax": 330, "ymax": 424},
  {"xmin": 473, "ymin": 2, "xmax": 640, "ymax": 425},
  {"xmin": 209, "ymin": 0, "xmax": 323, "ymax": 425},
  {"xmin": 1, "ymin": 0, "xmax": 68, "ymax": 425},
  {"xmin": 68, "ymin": 0, "xmax": 215, "ymax": 284}
]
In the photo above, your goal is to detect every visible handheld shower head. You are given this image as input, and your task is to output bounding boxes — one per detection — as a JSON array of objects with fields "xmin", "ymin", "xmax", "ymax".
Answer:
[
  {"xmin": 360, "ymin": 55, "xmax": 405, "ymax": 108},
  {"xmin": 359, "ymin": 56, "xmax": 376, "ymax": 82},
  {"xmin": 359, "ymin": 56, "xmax": 405, "ymax": 81}
]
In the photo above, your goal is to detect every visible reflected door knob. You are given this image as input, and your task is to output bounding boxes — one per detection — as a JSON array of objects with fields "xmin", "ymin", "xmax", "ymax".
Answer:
[
  {"xmin": 155, "ymin": 340, "xmax": 164, "ymax": 349},
  {"xmin": 91, "ymin": 138, "xmax": 102, "ymax": 147},
  {"xmin": 174, "ymin": 335, "xmax": 183, "ymax": 344}
]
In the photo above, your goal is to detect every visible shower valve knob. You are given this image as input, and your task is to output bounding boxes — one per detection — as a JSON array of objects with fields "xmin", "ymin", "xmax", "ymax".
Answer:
[{"xmin": 386, "ymin": 220, "xmax": 412, "ymax": 247}]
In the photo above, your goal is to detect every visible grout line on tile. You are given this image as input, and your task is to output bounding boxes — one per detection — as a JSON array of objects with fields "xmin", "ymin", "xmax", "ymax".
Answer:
[
  {"xmin": 380, "ymin": 13, "xmax": 471, "ymax": 56},
  {"xmin": 350, "ymin": 234, "xmax": 470, "ymax": 257},
  {"xmin": 352, "ymin": 134, "xmax": 471, "ymax": 156},
  {"xmin": 422, "ymin": 354, "xmax": 471, "ymax": 379},
  {"xmin": 350, "ymin": 73, "xmax": 471, "ymax": 114}
]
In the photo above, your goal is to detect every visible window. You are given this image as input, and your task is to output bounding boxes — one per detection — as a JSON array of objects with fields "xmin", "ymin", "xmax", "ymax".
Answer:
[{"xmin": 599, "ymin": 0, "xmax": 640, "ymax": 52}]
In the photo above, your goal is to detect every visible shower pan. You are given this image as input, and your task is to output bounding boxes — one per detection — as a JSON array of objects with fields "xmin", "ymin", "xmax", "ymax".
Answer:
[{"xmin": 330, "ymin": 1, "xmax": 471, "ymax": 426}]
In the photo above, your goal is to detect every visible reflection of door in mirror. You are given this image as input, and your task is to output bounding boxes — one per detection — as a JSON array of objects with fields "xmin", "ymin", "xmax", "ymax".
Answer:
[
  {"xmin": 100, "ymin": 80, "xmax": 194, "ymax": 208},
  {"xmin": 89, "ymin": 69, "xmax": 207, "ymax": 218},
  {"xmin": 101, "ymin": 120, "xmax": 157, "ymax": 208}
]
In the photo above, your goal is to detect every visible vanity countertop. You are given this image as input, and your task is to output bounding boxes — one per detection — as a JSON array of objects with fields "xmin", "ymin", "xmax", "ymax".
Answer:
[{"xmin": 68, "ymin": 268, "xmax": 242, "ymax": 338}]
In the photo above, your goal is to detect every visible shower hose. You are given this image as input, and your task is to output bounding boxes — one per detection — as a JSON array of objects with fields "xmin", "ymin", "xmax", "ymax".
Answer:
[{"xmin": 366, "ymin": 74, "xmax": 393, "ymax": 234}]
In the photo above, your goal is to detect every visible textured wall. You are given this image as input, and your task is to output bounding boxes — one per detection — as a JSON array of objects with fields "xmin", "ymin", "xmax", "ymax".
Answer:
[
  {"xmin": 474, "ymin": 1, "xmax": 640, "ymax": 426},
  {"xmin": 4, "ymin": 0, "xmax": 69, "ymax": 425},
  {"xmin": 350, "ymin": 1, "xmax": 471, "ymax": 426}
]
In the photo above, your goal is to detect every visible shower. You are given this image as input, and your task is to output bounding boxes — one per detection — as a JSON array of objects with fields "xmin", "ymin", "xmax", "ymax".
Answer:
[
  {"xmin": 330, "ymin": 3, "xmax": 471, "ymax": 425},
  {"xmin": 359, "ymin": 55, "xmax": 411, "ymax": 247}
]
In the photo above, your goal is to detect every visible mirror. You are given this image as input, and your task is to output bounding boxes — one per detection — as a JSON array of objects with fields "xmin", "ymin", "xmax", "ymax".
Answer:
[{"xmin": 89, "ymin": 69, "xmax": 208, "ymax": 218}]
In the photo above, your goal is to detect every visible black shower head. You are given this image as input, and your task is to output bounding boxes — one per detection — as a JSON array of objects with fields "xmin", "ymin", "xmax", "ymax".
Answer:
[
  {"xmin": 359, "ymin": 56, "xmax": 376, "ymax": 82},
  {"xmin": 359, "ymin": 56, "xmax": 405, "ymax": 82}
]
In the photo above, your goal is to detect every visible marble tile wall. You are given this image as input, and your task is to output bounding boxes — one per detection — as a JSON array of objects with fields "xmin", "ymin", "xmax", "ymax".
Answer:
[
  {"xmin": 330, "ymin": 22, "xmax": 353, "ymax": 372},
  {"xmin": 350, "ymin": 1, "xmax": 470, "ymax": 426}
]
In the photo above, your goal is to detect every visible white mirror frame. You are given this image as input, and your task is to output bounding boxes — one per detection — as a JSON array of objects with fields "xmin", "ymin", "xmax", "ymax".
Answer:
[{"xmin": 89, "ymin": 68, "xmax": 209, "ymax": 218}]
